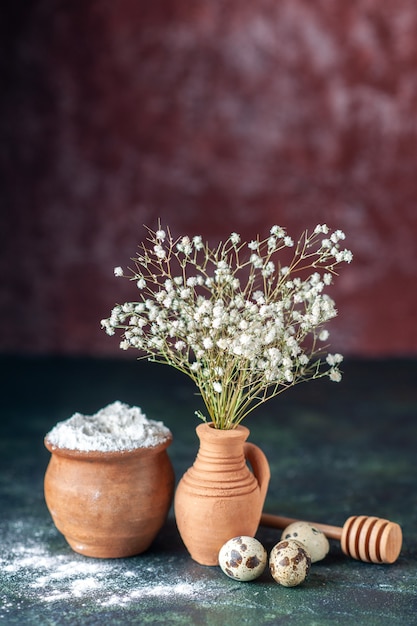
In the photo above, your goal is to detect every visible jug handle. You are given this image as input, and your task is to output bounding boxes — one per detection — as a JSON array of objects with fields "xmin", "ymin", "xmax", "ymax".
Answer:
[{"xmin": 244, "ymin": 442, "xmax": 271, "ymax": 504}]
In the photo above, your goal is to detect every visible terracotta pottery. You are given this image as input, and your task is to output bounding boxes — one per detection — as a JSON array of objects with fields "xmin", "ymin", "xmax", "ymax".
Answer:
[
  {"xmin": 174, "ymin": 423, "xmax": 270, "ymax": 565},
  {"xmin": 44, "ymin": 436, "xmax": 175, "ymax": 558}
]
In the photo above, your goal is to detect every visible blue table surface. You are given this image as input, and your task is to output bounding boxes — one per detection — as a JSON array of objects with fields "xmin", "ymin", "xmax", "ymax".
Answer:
[{"xmin": 0, "ymin": 355, "xmax": 416, "ymax": 625}]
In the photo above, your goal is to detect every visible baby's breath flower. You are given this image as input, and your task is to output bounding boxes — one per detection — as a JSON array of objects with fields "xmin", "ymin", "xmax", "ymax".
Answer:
[
  {"xmin": 270, "ymin": 225, "xmax": 285, "ymax": 237},
  {"xmin": 326, "ymin": 353, "xmax": 344, "ymax": 366},
  {"xmin": 193, "ymin": 235, "xmax": 204, "ymax": 251},
  {"xmin": 153, "ymin": 245, "xmax": 166, "ymax": 259},
  {"xmin": 100, "ymin": 319, "xmax": 114, "ymax": 335},
  {"xmin": 262, "ymin": 261, "xmax": 275, "ymax": 278},
  {"xmin": 329, "ymin": 368, "xmax": 342, "ymax": 382},
  {"xmin": 252, "ymin": 291, "xmax": 265, "ymax": 304},
  {"xmin": 250, "ymin": 254, "xmax": 263, "ymax": 268},
  {"xmin": 331, "ymin": 230, "xmax": 345, "ymax": 243},
  {"xmin": 267, "ymin": 236, "xmax": 277, "ymax": 251},
  {"xmin": 284, "ymin": 369, "xmax": 294, "ymax": 382},
  {"xmin": 213, "ymin": 381, "xmax": 222, "ymax": 393},
  {"xmin": 177, "ymin": 236, "xmax": 192, "ymax": 255},
  {"xmin": 180, "ymin": 288, "xmax": 191, "ymax": 299},
  {"xmin": 340, "ymin": 249, "xmax": 353, "ymax": 263},
  {"xmin": 102, "ymin": 222, "xmax": 351, "ymax": 429},
  {"xmin": 203, "ymin": 337, "xmax": 213, "ymax": 350}
]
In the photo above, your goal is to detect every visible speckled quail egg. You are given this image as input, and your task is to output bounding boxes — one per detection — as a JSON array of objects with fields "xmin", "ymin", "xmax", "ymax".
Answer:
[
  {"xmin": 269, "ymin": 539, "xmax": 311, "ymax": 587},
  {"xmin": 281, "ymin": 521, "xmax": 330, "ymax": 563},
  {"xmin": 218, "ymin": 536, "xmax": 267, "ymax": 582}
]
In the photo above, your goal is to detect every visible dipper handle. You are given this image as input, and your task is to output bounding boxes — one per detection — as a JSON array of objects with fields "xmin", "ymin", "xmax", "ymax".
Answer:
[{"xmin": 260, "ymin": 513, "xmax": 402, "ymax": 564}]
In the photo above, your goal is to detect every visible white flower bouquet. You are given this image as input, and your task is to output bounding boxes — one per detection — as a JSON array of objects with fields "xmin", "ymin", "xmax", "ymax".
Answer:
[{"xmin": 101, "ymin": 223, "xmax": 352, "ymax": 429}]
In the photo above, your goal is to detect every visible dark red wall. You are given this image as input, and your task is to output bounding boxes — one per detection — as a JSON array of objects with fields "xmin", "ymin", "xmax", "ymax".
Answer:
[{"xmin": 2, "ymin": 1, "xmax": 417, "ymax": 356}]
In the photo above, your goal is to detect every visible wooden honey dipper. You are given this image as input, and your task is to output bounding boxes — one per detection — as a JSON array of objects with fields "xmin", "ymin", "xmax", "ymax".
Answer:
[{"xmin": 260, "ymin": 512, "xmax": 402, "ymax": 564}]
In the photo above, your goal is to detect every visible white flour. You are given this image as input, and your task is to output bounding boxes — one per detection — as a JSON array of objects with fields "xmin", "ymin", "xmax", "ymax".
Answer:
[
  {"xmin": 45, "ymin": 401, "xmax": 171, "ymax": 452},
  {"xmin": 0, "ymin": 533, "xmax": 207, "ymax": 612},
  {"xmin": 0, "ymin": 521, "xmax": 232, "ymax": 615}
]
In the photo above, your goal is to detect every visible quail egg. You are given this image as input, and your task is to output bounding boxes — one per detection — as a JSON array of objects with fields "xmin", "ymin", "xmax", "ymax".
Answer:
[
  {"xmin": 269, "ymin": 539, "xmax": 311, "ymax": 587},
  {"xmin": 218, "ymin": 536, "xmax": 267, "ymax": 581},
  {"xmin": 281, "ymin": 521, "xmax": 329, "ymax": 563}
]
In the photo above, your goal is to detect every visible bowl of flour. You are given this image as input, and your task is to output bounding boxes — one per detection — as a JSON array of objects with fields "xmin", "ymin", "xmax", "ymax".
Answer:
[{"xmin": 43, "ymin": 401, "xmax": 175, "ymax": 558}]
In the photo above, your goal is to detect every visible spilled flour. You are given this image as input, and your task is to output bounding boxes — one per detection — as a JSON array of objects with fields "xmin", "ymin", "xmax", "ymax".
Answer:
[
  {"xmin": 0, "ymin": 519, "xmax": 234, "ymax": 619},
  {"xmin": 45, "ymin": 401, "xmax": 171, "ymax": 452}
]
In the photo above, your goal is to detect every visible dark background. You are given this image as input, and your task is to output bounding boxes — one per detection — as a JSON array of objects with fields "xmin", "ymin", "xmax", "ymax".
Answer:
[{"xmin": 2, "ymin": 0, "xmax": 417, "ymax": 358}]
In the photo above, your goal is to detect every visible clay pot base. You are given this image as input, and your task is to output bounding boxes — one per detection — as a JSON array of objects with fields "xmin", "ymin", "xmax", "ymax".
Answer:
[{"xmin": 44, "ymin": 439, "xmax": 175, "ymax": 559}]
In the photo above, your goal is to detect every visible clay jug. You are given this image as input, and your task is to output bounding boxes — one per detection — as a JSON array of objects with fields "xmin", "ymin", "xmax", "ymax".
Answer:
[
  {"xmin": 174, "ymin": 423, "xmax": 270, "ymax": 565},
  {"xmin": 44, "ymin": 436, "xmax": 175, "ymax": 558}
]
